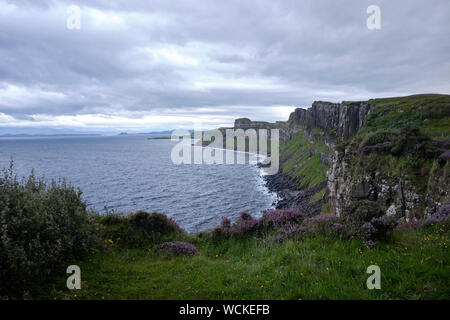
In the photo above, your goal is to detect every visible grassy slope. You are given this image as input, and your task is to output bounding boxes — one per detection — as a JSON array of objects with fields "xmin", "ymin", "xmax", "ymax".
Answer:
[
  {"xmin": 356, "ymin": 94, "xmax": 450, "ymax": 140},
  {"xmin": 44, "ymin": 227, "xmax": 448, "ymax": 300},
  {"xmin": 281, "ymin": 133, "xmax": 330, "ymax": 187},
  {"xmin": 279, "ymin": 129, "xmax": 331, "ymax": 212}
]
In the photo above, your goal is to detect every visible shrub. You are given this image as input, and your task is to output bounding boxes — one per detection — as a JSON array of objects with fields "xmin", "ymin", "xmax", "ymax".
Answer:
[
  {"xmin": 398, "ymin": 219, "xmax": 423, "ymax": 230},
  {"xmin": 390, "ymin": 126, "xmax": 431, "ymax": 156},
  {"xmin": 210, "ymin": 217, "xmax": 232, "ymax": 242},
  {"xmin": 360, "ymin": 215, "xmax": 397, "ymax": 241},
  {"xmin": 358, "ymin": 142, "xmax": 392, "ymax": 154},
  {"xmin": 232, "ymin": 212, "xmax": 260, "ymax": 237},
  {"xmin": 220, "ymin": 217, "xmax": 231, "ymax": 230},
  {"xmin": 341, "ymin": 200, "xmax": 384, "ymax": 237},
  {"xmin": 303, "ymin": 215, "xmax": 342, "ymax": 236},
  {"xmin": 438, "ymin": 204, "xmax": 450, "ymax": 216},
  {"xmin": 360, "ymin": 129, "xmax": 397, "ymax": 147},
  {"xmin": 155, "ymin": 242, "xmax": 200, "ymax": 256},
  {"xmin": 438, "ymin": 150, "xmax": 450, "ymax": 166},
  {"xmin": 100, "ymin": 211, "xmax": 185, "ymax": 248},
  {"xmin": 341, "ymin": 200, "xmax": 397, "ymax": 243},
  {"xmin": 424, "ymin": 204, "xmax": 450, "ymax": 229},
  {"xmin": 0, "ymin": 164, "xmax": 100, "ymax": 298},
  {"xmin": 129, "ymin": 211, "xmax": 184, "ymax": 236},
  {"xmin": 260, "ymin": 209, "xmax": 305, "ymax": 230}
]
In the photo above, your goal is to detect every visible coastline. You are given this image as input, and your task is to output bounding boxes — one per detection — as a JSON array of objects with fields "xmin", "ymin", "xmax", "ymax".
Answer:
[
  {"xmin": 264, "ymin": 172, "xmax": 328, "ymax": 215},
  {"xmin": 198, "ymin": 142, "xmax": 291, "ymax": 213}
]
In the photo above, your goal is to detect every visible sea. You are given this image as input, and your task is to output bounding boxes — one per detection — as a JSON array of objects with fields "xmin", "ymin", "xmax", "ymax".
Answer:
[{"xmin": 0, "ymin": 135, "xmax": 278, "ymax": 233}]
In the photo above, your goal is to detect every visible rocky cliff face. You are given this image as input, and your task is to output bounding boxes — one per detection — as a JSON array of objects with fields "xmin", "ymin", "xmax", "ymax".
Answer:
[
  {"xmin": 284, "ymin": 101, "xmax": 372, "ymax": 143},
  {"xmin": 233, "ymin": 95, "xmax": 449, "ymax": 220},
  {"xmin": 327, "ymin": 143, "xmax": 449, "ymax": 220},
  {"xmin": 272, "ymin": 95, "xmax": 449, "ymax": 220},
  {"xmin": 260, "ymin": 100, "xmax": 374, "ymax": 215}
]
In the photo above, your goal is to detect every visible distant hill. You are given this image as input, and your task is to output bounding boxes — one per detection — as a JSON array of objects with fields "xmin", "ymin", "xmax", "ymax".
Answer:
[{"xmin": 0, "ymin": 133, "xmax": 101, "ymax": 138}]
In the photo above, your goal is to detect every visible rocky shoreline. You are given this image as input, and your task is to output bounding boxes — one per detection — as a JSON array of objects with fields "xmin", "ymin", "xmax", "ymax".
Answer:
[{"xmin": 263, "ymin": 170, "xmax": 327, "ymax": 216}]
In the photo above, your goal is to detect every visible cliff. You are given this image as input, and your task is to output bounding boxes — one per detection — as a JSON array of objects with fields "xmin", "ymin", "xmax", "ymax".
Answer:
[
  {"xmin": 285, "ymin": 101, "xmax": 371, "ymax": 143},
  {"xmin": 325, "ymin": 95, "xmax": 449, "ymax": 221},
  {"xmin": 252, "ymin": 94, "xmax": 449, "ymax": 220}
]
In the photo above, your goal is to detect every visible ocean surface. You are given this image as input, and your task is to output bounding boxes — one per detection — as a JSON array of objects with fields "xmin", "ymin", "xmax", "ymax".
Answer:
[{"xmin": 0, "ymin": 135, "xmax": 277, "ymax": 233}]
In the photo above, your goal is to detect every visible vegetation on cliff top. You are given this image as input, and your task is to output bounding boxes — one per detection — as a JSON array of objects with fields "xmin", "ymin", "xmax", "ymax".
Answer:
[
  {"xmin": 360, "ymin": 94, "xmax": 450, "ymax": 139},
  {"xmin": 343, "ymin": 95, "xmax": 450, "ymax": 218}
]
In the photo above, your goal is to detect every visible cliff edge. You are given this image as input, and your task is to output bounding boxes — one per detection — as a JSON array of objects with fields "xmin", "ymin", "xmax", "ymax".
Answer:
[{"xmin": 246, "ymin": 94, "xmax": 449, "ymax": 221}]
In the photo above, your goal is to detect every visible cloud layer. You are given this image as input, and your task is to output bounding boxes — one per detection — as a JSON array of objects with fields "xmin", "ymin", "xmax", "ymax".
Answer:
[{"xmin": 1, "ymin": 0, "xmax": 449, "ymax": 133}]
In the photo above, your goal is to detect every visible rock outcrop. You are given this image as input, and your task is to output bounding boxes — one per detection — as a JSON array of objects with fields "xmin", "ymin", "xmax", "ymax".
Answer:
[
  {"xmin": 327, "ymin": 142, "xmax": 449, "ymax": 221},
  {"xmin": 284, "ymin": 101, "xmax": 371, "ymax": 143}
]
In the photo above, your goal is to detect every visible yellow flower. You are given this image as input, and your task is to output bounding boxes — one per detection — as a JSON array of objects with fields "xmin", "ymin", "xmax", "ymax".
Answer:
[{"xmin": 108, "ymin": 239, "xmax": 114, "ymax": 244}]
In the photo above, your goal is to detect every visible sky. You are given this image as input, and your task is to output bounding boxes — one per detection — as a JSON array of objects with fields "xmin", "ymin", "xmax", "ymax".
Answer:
[{"xmin": 0, "ymin": 0, "xmax": 449, "ymax": 134}]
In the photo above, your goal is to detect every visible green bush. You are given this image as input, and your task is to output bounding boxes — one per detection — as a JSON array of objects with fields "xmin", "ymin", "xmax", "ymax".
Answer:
[
  {"xmin": 360, "ymin": 129, "xmax": 398, "ymax": 147},
  {"xmin": 390, "ymin": 126, "xmax": 431, "ymax": 156},
  {"xmin": 0, "ymin": 164, "xmax": 100, "ymax": 298},
  {"xmin": 100, "ymin": 211, "xmax": 185, "ymax": 248},
  {"xmin": 341, "ymin": 200, "xmax": 384, "ymax": 237}
]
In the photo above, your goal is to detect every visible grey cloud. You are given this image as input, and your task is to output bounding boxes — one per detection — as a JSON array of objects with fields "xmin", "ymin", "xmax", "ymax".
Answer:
[{"xmin": 0, "ymin": 0, "xmax": 449, "ymax": 131}]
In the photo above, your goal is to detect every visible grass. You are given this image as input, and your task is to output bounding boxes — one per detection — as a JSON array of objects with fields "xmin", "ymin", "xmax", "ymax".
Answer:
[
  {"xmin": 357, "ymin": 94, "xmax": 450, "ymax": 140},
  {"xmin": 40, "ymin": 226, "xmax": 449, "ymax": 300},
  {"xmin": 280, "ymin": 131, "xmax": 330, "ymax": 189},
  {"xmin": 310, "ymin": 188, "xmax": 326, "ymax": 204}
]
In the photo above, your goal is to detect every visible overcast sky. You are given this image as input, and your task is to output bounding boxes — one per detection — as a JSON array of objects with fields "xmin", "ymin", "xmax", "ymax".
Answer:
[{"xmin": 0, "ymin": 0, "xmax": 449, "ymax": 134}]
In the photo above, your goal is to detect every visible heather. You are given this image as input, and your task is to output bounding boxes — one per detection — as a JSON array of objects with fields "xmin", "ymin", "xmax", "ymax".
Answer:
[
  {"xmin": 156, "ymin": 242, "xmax": 200, "ymax": 256},
  {"xmin": 206, "ymin": 206, "xmax": 397, "ymax": 245}
]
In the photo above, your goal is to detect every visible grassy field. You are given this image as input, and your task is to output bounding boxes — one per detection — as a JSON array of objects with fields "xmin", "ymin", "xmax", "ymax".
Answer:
[{"xmin": 41, "ymin": 226, "xmax": 449, "ymax": 300}]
